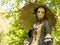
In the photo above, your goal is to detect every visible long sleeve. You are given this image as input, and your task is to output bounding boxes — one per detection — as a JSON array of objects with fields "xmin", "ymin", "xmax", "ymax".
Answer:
[{"xmin": 44, "ymin": 20, "xmax": 51, "ymax": 34}]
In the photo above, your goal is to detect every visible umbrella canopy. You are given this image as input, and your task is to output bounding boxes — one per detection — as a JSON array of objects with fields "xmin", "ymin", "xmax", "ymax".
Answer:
[{"xmin": 19, "ymin": 3, "xmax": 57, "ymax": 30}]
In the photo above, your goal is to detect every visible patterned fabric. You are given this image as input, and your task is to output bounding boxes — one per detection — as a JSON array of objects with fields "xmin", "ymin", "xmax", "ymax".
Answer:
[
  {"xmin": 30, "ymin": 22, "xmax": 43, "ymax": 45},
  {"xmin": 24, "ymin": 20, "xmax": 52, "ymax": 45},
  {"xmin": 38, "ymin": 20, "xmax": 52, "ymax": 45}
]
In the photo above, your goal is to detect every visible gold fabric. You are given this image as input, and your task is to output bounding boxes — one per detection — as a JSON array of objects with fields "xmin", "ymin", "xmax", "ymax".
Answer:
[{"xmin": 31, "ymin": 23, "xmax": 44, "ymax": 45}]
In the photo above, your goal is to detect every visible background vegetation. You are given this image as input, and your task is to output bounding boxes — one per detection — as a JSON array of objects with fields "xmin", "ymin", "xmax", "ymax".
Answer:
[{"xmin": 0, "ymin": 0, "xmax": 60, "ymax": 45}]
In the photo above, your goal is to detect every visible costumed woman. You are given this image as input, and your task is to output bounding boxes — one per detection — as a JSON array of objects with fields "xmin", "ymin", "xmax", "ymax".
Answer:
[{"xmin": 28, "ymin": 6, "xmax": 52, "ymax": 45}]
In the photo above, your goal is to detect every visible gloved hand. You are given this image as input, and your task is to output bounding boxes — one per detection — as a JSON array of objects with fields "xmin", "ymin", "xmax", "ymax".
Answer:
[{"xmin": 24, "ymin": 39, "xmax": 30, "ymax": 45}]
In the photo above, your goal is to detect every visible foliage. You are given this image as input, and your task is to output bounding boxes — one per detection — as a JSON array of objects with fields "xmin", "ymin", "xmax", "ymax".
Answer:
[
  {"xmin": 0, "ymin": 0, "xmax": 60, "ymax": 45},
  {"xmin": 6, "ymin": 12, "xmax": 28, "ymax": 45}
]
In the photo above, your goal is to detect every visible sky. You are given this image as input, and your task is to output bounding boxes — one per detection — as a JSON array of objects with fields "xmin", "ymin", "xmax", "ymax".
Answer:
[{"xmin": 0, "ymin": 0, "xmax": 25, "ymax": 13}]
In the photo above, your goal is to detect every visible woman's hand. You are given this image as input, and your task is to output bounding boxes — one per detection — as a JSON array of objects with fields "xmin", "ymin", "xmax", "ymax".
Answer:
[{"xmin": 44, "ymin": 34, "xmax": 52, "ymax": 39}]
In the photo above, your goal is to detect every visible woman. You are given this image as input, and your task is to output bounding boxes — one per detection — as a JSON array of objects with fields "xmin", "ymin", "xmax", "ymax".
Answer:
[{"xmin": 28, "ymin": 6, "xmax": 52, "ymax": 45}]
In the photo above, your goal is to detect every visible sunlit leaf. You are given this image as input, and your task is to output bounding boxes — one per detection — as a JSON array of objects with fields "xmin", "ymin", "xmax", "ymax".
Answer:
[{"xmin": 4, "ymin": 0, "xmax": 9, "ymax": 3}]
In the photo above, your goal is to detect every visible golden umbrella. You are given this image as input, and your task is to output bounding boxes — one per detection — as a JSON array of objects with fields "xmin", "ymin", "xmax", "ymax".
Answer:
[{"xmin": 19, "ymin": 3, "xmax": 57, "ymax": 30}]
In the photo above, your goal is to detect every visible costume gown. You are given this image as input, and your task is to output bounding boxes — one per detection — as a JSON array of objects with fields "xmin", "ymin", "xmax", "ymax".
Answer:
[{"xmin": 29, "ymin": 20, "xmax": 52, "ymax": 45}]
